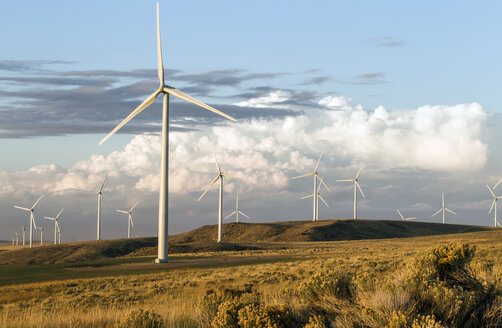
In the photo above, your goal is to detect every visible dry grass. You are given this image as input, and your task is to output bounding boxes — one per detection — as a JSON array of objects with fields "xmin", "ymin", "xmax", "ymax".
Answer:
[{"xmin": 0, "ymin": 229, "xmax": 500, "ymax": 327}]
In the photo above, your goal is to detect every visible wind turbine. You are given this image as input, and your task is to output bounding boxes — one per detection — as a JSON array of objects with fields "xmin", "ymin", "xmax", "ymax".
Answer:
[
  {"xmin": 337, "ymin": 164, "xmax": 365, "ymax": 220},
  {"xmin": 292, "ymin": 154, "xmax": 330, "ymax": 222},
  {"xmin": 301, "ymin": 183, "xmax": 330, "ymax": 221},
  {"xmin": 83, "ymin": 177, "xmax": 107, "ymax": 240},
  {"xmin": 37, "ymin": 225, "xmax": 45, "ymax": 245},
  {"xmin": 14, "ymin": 195, "xmax": 43, "ymax": 248},
  {"xmin": 98, "ymin": 3, "xmax": 236, "ymax": 263},
  {"xmin": 15, "ymin": 232, "xmax": 19, "ymax": 246},
  {"xmin": 57, "ymin": 223, "xmax": 62, "ymax": 244},
  {"xmin": 225, "ymin": 195, "xmax": 249, "ymax": 223},
  {"xmin": 431, "ymin": 193, "xmax": 456, "ymax": 224},
  {"xmin": 487, "ymin": 185, "xmax": 502, "ymax": 227},
  {"xmin": 116, "ymin": 202, "xmax": 139, "ymax": 239},
  {"xmin": 44, "ymin": 209, "xmax": 63, "ymax": 245},
  {"xmin": 21, "ymin": 222, "xmax": 26, "ymax": 246},
  {"xmin": 198, "ymin": 149, "xmax": 241, "ymax": 243},
  {"xmin": 396, "ymin": 209, "xmax": 416, "ymax": 221}
]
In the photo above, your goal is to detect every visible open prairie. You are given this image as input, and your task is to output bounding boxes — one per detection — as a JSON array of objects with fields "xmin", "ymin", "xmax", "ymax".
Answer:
[{"xmin": 0, "ymin": 220, "xmax": 501, "ymax": 327}]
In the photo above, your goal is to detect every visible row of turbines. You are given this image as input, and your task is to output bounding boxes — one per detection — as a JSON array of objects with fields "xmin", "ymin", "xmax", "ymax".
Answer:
[{"xmin": 7, "ymin": 3, "xmax": 502, "ymax": 265}]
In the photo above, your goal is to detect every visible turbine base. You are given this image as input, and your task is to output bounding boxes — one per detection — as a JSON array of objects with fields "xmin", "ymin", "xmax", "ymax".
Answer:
[{"xmin": 155, "ymin": 258, "xmax": 168, "ymax": 263}]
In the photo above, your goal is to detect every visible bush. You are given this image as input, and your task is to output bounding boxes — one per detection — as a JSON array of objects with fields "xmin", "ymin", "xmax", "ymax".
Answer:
[
  {"xmin": 386, "ymin": 312, "xmax": 444, "ymax": 328},
  {"xmin": 115, "ymin": 309, "xmax": 164, "ymax": 328},
  {"xmin": 237, "ymin": 304, "xmax": 285, "ymax": 328},
  {"xmin": 304, "ymin": 314, "xmax": 327, "ymax": 328},
  {"xmin": 297, "ymin": 271, "xmax": 356, "ymax": 303},
  {"xmin": 211, "ymin": 298, "xmax": 245, "ymax": 328}
]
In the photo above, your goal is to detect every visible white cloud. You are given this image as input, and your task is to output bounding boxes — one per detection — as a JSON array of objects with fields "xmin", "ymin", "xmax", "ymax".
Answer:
[{"xmin": 234, "ymin": 90, "xmax": 291, "ymax": 108}]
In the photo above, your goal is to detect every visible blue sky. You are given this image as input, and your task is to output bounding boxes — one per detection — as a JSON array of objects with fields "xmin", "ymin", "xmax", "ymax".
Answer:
[{"xmin": 0, "ymin": 1, "xmax": 501, "ymax": 241}]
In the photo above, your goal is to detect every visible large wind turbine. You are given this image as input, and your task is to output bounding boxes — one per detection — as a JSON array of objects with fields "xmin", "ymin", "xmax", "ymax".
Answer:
[
  {"xmin": 44, "ymin": 209, "xmax": 63, "ymax": 245},
  {"xmin": 396, "ymin": 209, "xmax": 416, "ymax": 221},
  {"xmin": 225, "ymin": 195, "xmax": 249, "ymax": 223},
  {"xmin": 301, "ymin": 183, "xmax": 330, "ymax": 221},
  {"xmin": 116, "ymin": 202, "xmax": 139, "ymax": 239},
  {"xmin": 337, "ymin": 164, "xmax": 365, "ymax": 220},
  {"xmin": 14, "ymin": 195, "xmax": 43, "ymax": 248},
  {"xmin": 292, "ymin": 154, "xmax": 330, "ymax": 222},
  {"xmin": 487, "ymin": 185, "xmax": 502, "ymax": 227},
  {"xmin": 98, "ymin": 3, "xmax": 236, "ymax": 263},
  {"xmin": 431, "ymin": 193, "xmax": 456, "ymax": 224},
  {"xmin": 198, "ymin": 150, "xmax": 241, "ymax": 243},
  {"xmin": 83, "ymin": 177, "xmax": 107, "ymax": 240}
]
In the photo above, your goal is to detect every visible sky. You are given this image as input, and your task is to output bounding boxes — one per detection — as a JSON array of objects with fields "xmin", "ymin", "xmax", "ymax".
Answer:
[{"xmin": 0, "ymin": 1, "xmax": 501, "ymax": 242}]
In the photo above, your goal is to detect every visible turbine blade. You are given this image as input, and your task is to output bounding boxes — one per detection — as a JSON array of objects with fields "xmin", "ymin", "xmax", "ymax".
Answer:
[
  {"xmin": 489, "ymin": 199, "xmax": 496, "ymax": 214},
  {"xmin": 406, "ymin": 217, "xmax": 417, "ymax": 220},
  {"xmin": 224, "ymin": 211, "xmax": 236, "ymax": 219},
  {"xmin": 98, "ymin": 89, "xmax": 161, "ymax": 145},
  {"xmin": 292, "ymin": 172, "xmax": 314, "ymax": 180},
  {"xmin": 316, "ymin": 174, "xmax": 330, "ymax": 192},
  {"xmin": 156, "ymin": 2, "xmax": 164, "ymax": 85},
  {"xmin": 336, "ymin": 179, "xmax": 353, "ymax": 182},
  {"xmin": 164, "ymin": 87, "xmax": 236, "ymax": 121},
  {"xmin": 239, "ymin": 211, "xmax": 250, "ymax": 219},
  {"xmin": 442, "ymin": 193, "xmax": 445, "ymax": 207},
  {"xmin": 56, "ymin": 208, "xmax": 64, "ymax": 219},
  {"xmin": 129, "ymin": 201, "xmax": 139, "ymax": 212},
  {"xmin": 445, "ymin": 208, "xmax": 457, "ymax": 215},
  {"xmin": 487, "ymin": 185, "xmax": 496, "ymax": 198},
  {"xmin": 356, "ymin": 181, "xmax": 365, "ymax": 198},
  {"xmin": 44, "ymin": 217, "xmax": 55, "ymax": 221},
  {"xmin": 14, "ymin": 206, "xmax": 30, "ymax": 211},
  {"xmin": 31, "ymin": 194, "xmax": 44, "ymax": 209},
  {"xmin": 197, "ymin": 175, "xmax": 221, "ymax": 202},
  {"xmin": 99, "ymin": 176, "xmax": 107, "ymax": 193},
  {"xmin": 431, "ymin": 208, "xmax": 442, "ymax": 218},
  {"xmin": 355, "ymin": 163, "xmax": 365, "ymax": 179},
  {"xmin": 301, "ymin": 194, "xmax": 314, "ymax": 200},
  {"xmin": 130, "ymin": 217, "xmax": 134, "ymax": 228},
  {"xmin": 396, "ymin": 209, "xmax": 405, "ymax": 220},
  {"xmin": 211, "ymin": 144, "xmax": 221, "ymax": 173},
  {"xmin": 314, "ymin": 153, "xmax": 323, "ymax": 172},
  {"xmin": 319, "ymin": 195, "xmax": 330, "ymax": 208},
  {"xmin": 494, "ymin": 177, "xmax": 502, "ymax": 190},
  {"xmin": 117, "ymin": 210, "xmax": 129, "ymax": 214}
]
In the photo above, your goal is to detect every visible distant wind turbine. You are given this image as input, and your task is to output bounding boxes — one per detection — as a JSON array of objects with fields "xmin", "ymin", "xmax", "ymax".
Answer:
[
  {"xmin": 14, "ymin": 195, "xmax": 43, "ymax": 248},
  {"xmin": 337, "ymin": 164, "xmax": 365, "ymax": 220},
  {"xmin": 98, "ymin": 2, "xmax": 236, "ymax": 263},
  {"xmin": 396, "ymin": 209, "xmax": 416, "ymax": 221},
  {"xmin": 15, "ymin": 232, "xmax": 19, "ymax": 246},
  {"xmin": 292, "ymin": 154, "xmax": 330, "ymax": 222},
  {"xmin": 198, "ymin": 149, "xmax": 242, "ymax": 243},
  {"xmin": 301, "ymin": 183, "xmax": 330, "ymax": 221},
  {"xmin": 225, "ymin": 195, "xmax": 249, "ymax": 223},
  {"xmin": 486, "ymin": 185, "xmax": 502, "ymax": 227},
  {"xmin": 116, "ymin": 202, "xmax": 139, "ymax": 239},
  {"xmin": 21, "ymin": 222, "xmax": 26, "ymax": 246},
  {"xmin": 37, "ymin": 225, "xmax": 45, "ymax": 245},
  {"xmin": 44, "ymin": 209, "xmax": 63, "ymax": 245},
  {"xmin": 431, "ymin": 193, "xmax": 456, "ymax": 224},
  {"xmin": 83, "ymin": 176, "xmax": 107, "ymax": 240}
]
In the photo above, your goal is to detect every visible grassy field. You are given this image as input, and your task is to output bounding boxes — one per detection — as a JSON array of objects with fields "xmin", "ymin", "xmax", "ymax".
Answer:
[{"xmin": 0, "ymin": 222, "xmax": 501, "ymax": 327}]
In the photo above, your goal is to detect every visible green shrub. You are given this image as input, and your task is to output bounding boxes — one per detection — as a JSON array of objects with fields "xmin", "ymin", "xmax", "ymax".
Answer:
[
  {"xmin": 297, "ymin": 271, "xmax": 355, "ymax": 303},
  {"xmin": 115, "ymin": 309, "xmax": 164, "ymax": 328},
  {"xmin": 304, "ymin": 314, "xmax": 327, "ymax": 328},
  {"xmin": 237, "ymin": 304, "xmax": 284, "ymax": 328}
]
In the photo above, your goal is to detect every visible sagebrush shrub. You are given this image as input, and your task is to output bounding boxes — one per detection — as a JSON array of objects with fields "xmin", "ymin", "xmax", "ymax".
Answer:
[
  {"xmin": 297, "ymin": 271, "xmax": 355, "ymax": 303},
  {"xmin": 303, "ymin": 314, "xmax": 327, "ymax": 328},
  {"xmin": 115, "ymin": 309, "xmax": 164, "ymax": 328}
]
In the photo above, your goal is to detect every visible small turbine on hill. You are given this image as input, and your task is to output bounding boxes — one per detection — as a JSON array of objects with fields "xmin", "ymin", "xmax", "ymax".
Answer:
[
  {"xmin": 44, "ymin": 209, "xmax": 63, "ymax": 245},
  {"xmin": 98, "ymin": 2, "xmax": 236, "ymax": 263},
  {"xmin": 116, "ymin": 202, "xmax": 139, "ymax": 239},
  {"xmin": 292, "ymin": 154, "xmax": 330, "ymax": 222},
  {"xmin": 396, "ymin": 209, "xmax": 416, "ymax": 221},
  {"xmin": 21, "ymin": 222, "xmax": 26, "ymax": 246},
  {"xmin": 14, "ymin": 195, "xmax": 43, "ymax": 248},
  {"xmin": 198, "ymin": 149, "xmax": 242, "ymax": 243},
  {"xmin": 15, "ymin": 232, "xmax": 19, "ymax": 246},
  {"xmin": 83, "ymin": 177, "xmax": 107, "ymax": 240},
  {"xmin": 337, "ymin": 164, "xmax": 365, "ymax": 220},
  {"xmin": 301, "ymin": 183, "xmax": 330, "ymax": 221},
  {"xmin": 225, "ymin": 195, "xmax": 249, "ymax": 223},
  {"xmin": 487, "ymin": 185, "xmax": 502, "ymax": 227},
  {"xmin": 431, "ymin": 193, "xmax": 456, "ymax": 224},
  {"xmin": 37, "ymin": 225, "xmax": 45, "ymax": 245}
]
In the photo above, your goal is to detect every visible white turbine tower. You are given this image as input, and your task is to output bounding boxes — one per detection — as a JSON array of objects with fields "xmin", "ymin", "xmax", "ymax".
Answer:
[
  {"xmin": 301, "ymin": 183, "xmax": 330, "ymax": 221},
  {"xmin": 396, "ymin": 209, "xmax": 416, "ymax": 221},
  {"xmin": 116, "ymin": 202, "xmax": 139, "ymax": 239},
  {"xmin": 44, "ymin": 209, "xmax": 63, "ymax": 245},
  {"xmin": 198, "ymin": 149, "xmax": 241, "ymax": 243},
  {"xmin": 487, "ymin": 185, "xmax": 502, "ymax": 227},
  {"xmin": 83, "ymin": 177, "xmax": 107, "ymax": 241},
  {"xmin": 57, "ymin": 223, "xmax": 62, "ymax": 244},
  {"xmin": 21, "ymin": 222, "xmax": 26, "ymax": 246},
  {"xmin": 99, "ymin": 3, "xmax": 236, "ymax": 263},
  {"xmin": 15, "ymin": 232, "xmax": 19, "ymax": 246},
  {"xmin": 431, "ymin": 193, "xmax": 456, "ymax": 224},
  {"xmin": 14, "ymin": 195, "xmax": 43, "ymax": 248},
  {"xmin": 337, "ymin": 164, "xmax": 365, "ymax": 220},
  {"xmin": 225, "ymin": 195, "xmax": 249, "ymax": 223},
  {"xmin": 37, "ymin": 225, "xmax": 45, "ymax": 245},
  {"xmin": 292, "ymin": 154, "xmax": 330, "ymax": 222}
]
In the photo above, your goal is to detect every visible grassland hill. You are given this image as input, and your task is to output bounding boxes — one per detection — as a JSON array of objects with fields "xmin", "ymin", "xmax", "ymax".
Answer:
[{"xmin": 0, "ymin": 219, "xmax": 489, "ymax": 265}]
